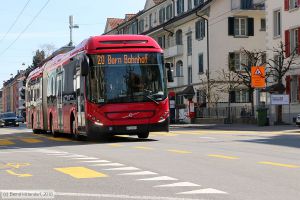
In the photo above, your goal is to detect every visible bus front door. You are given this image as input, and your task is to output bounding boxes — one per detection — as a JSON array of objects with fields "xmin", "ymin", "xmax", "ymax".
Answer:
[
  {"xmin": 57, "ymin": 72, "xmax": 63, "ymax": 131},
  {"xmin": 75, "ymin": 72, "xmax": 85, "ymax": 133}
]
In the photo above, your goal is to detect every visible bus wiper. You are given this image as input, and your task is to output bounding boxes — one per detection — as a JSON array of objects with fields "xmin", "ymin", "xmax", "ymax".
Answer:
[{"xmin": 144, "ymin": 90, "xmax": 164, "ymax": 105}]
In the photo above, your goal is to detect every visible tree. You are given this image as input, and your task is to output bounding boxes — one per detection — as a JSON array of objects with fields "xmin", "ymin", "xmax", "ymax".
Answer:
[
  {"xmin": 216, "ymin": 69, "xmax": 240, "ymax": 122},
  {"xmin": 31, "ymin": 49, "xmax": 45, "ymax": 69},
  {"xmin": 232, "ymin": 48, "xmax": 267, "ymax": 116},
  {"xmin": 39, "ymin": 44, "xmax": 56, "ymax": 57},
  {"xmin": 266, "ymin": 41, "xmax": 299, "ymax": 124}
]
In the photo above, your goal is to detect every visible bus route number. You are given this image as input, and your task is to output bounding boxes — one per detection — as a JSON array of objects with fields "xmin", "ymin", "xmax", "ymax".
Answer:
[{"xmin": 97, "ymin": 55, "xmax": 105, "ymax": 65}]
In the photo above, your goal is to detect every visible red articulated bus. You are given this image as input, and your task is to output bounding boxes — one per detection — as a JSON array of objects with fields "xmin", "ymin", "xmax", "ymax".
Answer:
[{"xmin": 26, "ymin": 35, "xmax": 172, "ymax": 140}]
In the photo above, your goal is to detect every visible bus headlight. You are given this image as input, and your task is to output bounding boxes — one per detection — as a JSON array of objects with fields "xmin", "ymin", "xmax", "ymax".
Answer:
[
  {"xmin": 158, "ymin": 111, "xmax": 169, "ymax": 123},
  {"xmin": 94, "ymin": 120, "xmax": 103, "ymax": 126}
]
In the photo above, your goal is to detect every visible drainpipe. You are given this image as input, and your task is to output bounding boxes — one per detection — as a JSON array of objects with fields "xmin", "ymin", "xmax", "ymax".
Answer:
[{"xmin": 196, "ymin": 12, "xmax": 210, "ymax": 111}]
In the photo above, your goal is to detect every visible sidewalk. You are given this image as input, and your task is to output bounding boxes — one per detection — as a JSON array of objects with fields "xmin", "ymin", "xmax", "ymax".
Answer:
[{"xmin": 170, "ymin": 123, "xmax": 299, "ymax": 132}]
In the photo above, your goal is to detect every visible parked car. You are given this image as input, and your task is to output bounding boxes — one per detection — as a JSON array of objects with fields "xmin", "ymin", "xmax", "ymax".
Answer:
[
  {"xmin": 16, "ymin": 115, "xmax": 25, "ymax": 123},
  {"xmin": 296, "ymin": 114, "xmax": 300, "ymax": 126},
  {"xmin": 0, "ymin": 112, "xmax": 19, "ymax": 127}
]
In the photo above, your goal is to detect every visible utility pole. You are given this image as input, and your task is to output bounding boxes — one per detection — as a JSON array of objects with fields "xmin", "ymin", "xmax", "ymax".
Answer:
[{"xmin": 69, "ymin": 15, "xmax": 79, "ymax": 46}]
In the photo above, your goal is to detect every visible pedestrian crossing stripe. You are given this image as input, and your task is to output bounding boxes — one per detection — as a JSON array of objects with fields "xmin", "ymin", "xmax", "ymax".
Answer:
[{"xmin": 0, "ymin": 140, "xmax": 15, "ymax": 146}]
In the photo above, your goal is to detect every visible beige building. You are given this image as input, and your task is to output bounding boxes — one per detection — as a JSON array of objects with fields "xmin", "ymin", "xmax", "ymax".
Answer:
[
  {"xmin": 104, "ymin": 0, "xmax": 266, "ymax": 122},
  {"xmin": 265, "ymin": 0, "xmax": 300, "ymax": 124}
]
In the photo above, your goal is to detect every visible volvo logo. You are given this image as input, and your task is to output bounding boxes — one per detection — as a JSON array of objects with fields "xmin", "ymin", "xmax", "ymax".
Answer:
[{"xmin": 122, "ymin": 112, "xmax": 140, "ymax": 119}]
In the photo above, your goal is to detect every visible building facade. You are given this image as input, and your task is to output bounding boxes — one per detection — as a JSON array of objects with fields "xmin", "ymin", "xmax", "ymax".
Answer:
[
  {"xmin": 266, "ymin": 0, "xmax": 300, "ymax": 124},
  {"xmin": 104, "ymin": 0, "xmax": 266, "ymax": 122}
]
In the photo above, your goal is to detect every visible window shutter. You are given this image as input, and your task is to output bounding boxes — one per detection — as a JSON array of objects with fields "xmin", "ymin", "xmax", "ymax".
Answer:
[
  {"xmin": 285, "ymin": 30, "xmax": 291, "ymax": 57},
  {"xmin": 228, "ymin": 17, "xmax": 235, "ymax": 36},
  {"xmin": 198, "ymin": 54, "xmax": 203, "ymax": 73},
  {"xmin": 247, "ymin": 18, "xmax": 254, "ymax": 36},
  {"xmin": 286, "ymin": 75, "xmax": 291, "ymax": 99},
  {"xmin": 201, "ymin": 20, "xmax": 205, "ymax": 38},
  {"xmin": 298, "ymin": 27, "xmax": 300, "ymax": 55},
  {"xmin": 298, "ymin": 75, "xmax": 300, "ymax": 101},
  {"xmin": 284, "ymin": 0, "xmax": 289, "ymax": 11},
  {"xmin": 228, "ymin": 52, "xmax": 235, "ymax": 71},
  {"xmin": 195, "ymin": 21, "xmax": 200, "ymax": 39}
]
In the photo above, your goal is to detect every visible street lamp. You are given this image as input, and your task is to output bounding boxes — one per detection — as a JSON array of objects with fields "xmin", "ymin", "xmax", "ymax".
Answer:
[{"xmin": 69, "ymin": 15, "xmax": 79, "ymax": 46}]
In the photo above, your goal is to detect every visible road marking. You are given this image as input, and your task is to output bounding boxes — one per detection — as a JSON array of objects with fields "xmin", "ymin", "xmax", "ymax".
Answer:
[
  {"xmin": 57, "ymin": 155, "xmax": 87, "ymax": 158},
  {"xmin": 167, "ymin": 149, "xmax": 192, "ymax": 154},
  {"xmin": 0, "ymin": 140, "xmax": 15, "ymax": 146},
  {"xmin": 81, "ymin": 160, "xmax": 111, "ymax": 163},
  {"xmin": 119, "ymin": 171, "xmax": 157, "ymax": 176},
  {"xmin": 151, "ymin": 132, "xmax": 178, "ymax": 137},
  {"xmin": 47, "ymin": 137, "xmax": 72, "ymax": 142},
  {"xmin": 133, "ymin": 146, "xmax": 154, "ymax": 150},
  {"xmin": 72, "ymin": 157, "xmax": 99, "ymax": 160},
  {"xmin": 177, "ymin": 188, "xmax": 228, "ymax": 194},
  {"xmin": 198, "ymin": 137, "xmax": 216, "ymax": 140},
  {"xmin": 54, "ymin": 167, "xmax": 108, "ymax": 179},
  {"xmin": 208, "ymin": 154, "xmax": 239, "ymax": 160},
  {"xmin": 258, "ymin": 161, "xmax": 300, "ymax": 168},
  {"xmin": 6, "ymin": 170, "xmax": 32, "ymax": 177},
  {"xmin": 154, "ymin": 182, "xmax": 200, "ymax": 187},
  {"xmin": 20, "ymin": 138, "xmax": 43, "ymax": 143},
  {"xmin": 55, "ymin": 192, "xmax": 200, "ymax": 200},
  {"xmin": 138, "ymin": 176, "xmax": 178, "ymax": 181},
  {"xmin": 92, "ymin": 163, "xmax": 124, "ymax": 167},
  {"xmin": 107, "ymin": 144, "xmax": 124, "ymax": 147},
  {"xmin": 104, "ymin": 167, "xmax": 140, "ymax": 171}
]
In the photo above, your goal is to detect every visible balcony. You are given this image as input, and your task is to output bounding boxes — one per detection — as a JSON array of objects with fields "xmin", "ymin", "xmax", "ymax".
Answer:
[
  {"xmin": 164, "ymin": 45, "xmax": 183, "ymax": 59},
  {"xmin": 231, "ymin": 0, "xmax": 265, "ymax": 11}
]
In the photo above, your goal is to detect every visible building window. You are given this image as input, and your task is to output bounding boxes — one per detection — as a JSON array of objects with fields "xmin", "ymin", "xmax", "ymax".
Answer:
[
  {"xmin": 158, "ymin": 35, "xmax": 166, "ymax": 48},
  {"xmin": 187, "ymin": 34, "xmax": 192, "ymax": 55},
  {"xmin": 290, "ymin": 28, "xmax": 299, "ymax": 54},
  {"xmin": 234, "ymin": 17, "xmax": 247, "ymax": 36},
  {"xmin": 176, "ymin": 95, "xmax": 184, "ymax": 105},
  {"xmin": 159, "ymin": 8, "xmax": 166, "ymax": 24},
  {"xmin": 188, "ymin": 66, "xmax": 192, "ymax": 84},
  {"xmin": 176, "ymin": 29, "xmax": 183, "ymax": 45},
  {"xmin": 235, "ymin": 89, "xmax": 249, "ymax": 103},
  {"xmin": 196, "ymin": 19, "xmax": 205, "ymax": 40},
  {"xmin": 229, "ymin": 52, "xmax": 248, "ymax": 71},
  {"xmin": 196, "ymin": 89, "xmax": 206, "ymax": 104},
  {"xmin": 290, "ymin": 75, "xmax": 299, "ymax": 102},
  {"xmin": 166, "ymin": 4, "xmax": 173, "ymax": 20},
  {"xmin": 290, "ymin": 0, "xmax": 298, "ymax": 9},
  {"xmin": 131, "ymin": 22, "xmax": 138, "ymax": 34},
  {"xmin": 149, "ymin": 13, "xmax": 153, "ymax": 28},
  {"xmin": 188, "ymin": 0, "xmax": 192, "ymax": 10},
  {"xmin": 194, "ymin": 0, "xmax": 204, "ymax": 7},
  {"xmin": 273, "ymin": 10, "xmax": 281, "ymax": 37},
  {"xmin": 260, "ymin": 18, "xmax": 266, "ymax": 31},
  {"xmin": 198, "ymin": 54, "xmax": 204, "ymax": 73},
  {"xmin": 177, "ymin": 0, "xmax": 184, "ymax": 15},
  {"xmin": 176, "ymin": 60, "xmax": 183, "ymax": 77},
  {"xmin": 138, "ymin": 19, "xmax": 144, "ymax": 33}
]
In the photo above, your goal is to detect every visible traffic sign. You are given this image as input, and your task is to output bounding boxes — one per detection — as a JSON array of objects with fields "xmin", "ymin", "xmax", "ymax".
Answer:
[{"xmin": 251, "ymin": 66, "xmax": 266, "ymax": 88}]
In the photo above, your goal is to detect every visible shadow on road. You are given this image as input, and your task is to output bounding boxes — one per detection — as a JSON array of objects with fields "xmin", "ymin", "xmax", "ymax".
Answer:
[
  {"xmin": 0, "ymin": 129, "xmax": 158, "ymax": 151},
  {"xmin": 239, "ymin": 134, "xmax": 300, "ymax": 149}
]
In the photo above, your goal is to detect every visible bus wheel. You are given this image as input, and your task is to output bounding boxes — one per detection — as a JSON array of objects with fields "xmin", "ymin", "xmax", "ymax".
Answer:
[
  {"xmin": 137, "ymin": 131, "xmax": 149, "ymax": 139},
  {"xmin": 32, "ymin": 115, "xmax": 38, "ymax": 134}
]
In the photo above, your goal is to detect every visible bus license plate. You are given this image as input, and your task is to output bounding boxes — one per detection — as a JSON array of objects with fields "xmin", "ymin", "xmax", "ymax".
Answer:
[{"xmin": 126, "ymin": 126, "xmax": 137, "ymax": 130}]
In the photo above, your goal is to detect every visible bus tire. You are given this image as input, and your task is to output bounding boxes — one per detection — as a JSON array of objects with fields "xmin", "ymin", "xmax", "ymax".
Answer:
[
  {"xmin": 71, "ymin": 115, "xmax": 84, "ymax": 141},
  {"xmin": 137, "ymin": 131, "xmax": 149, "ymax": 139},
  {"xmin": 32, "ymin": 115, "xmax": 38, "ymax": 134}
]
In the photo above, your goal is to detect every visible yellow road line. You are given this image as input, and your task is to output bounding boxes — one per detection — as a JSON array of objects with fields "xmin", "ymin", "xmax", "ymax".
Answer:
[
  {"xmin": 107, "ymin": 143, "xmax": 124, "ymax": 147},
  {"xmin": 208, "ymin": 154, "xmax": 239, "ymax": 160},
  {"xmin": 167, "ymin": 149, "xmax": 192, "ymax": 154},
  {"xmin": 6, "ymin": 170, "xmax": 32, "ymax": 177},
  {"xmin": 258, "ymin": 161, "xmax": 300, "ymax": 169},
  {"xmin": 133, "ymin": 146, "xmax": 154, "ymax": 150},
  {"xmin": 20, "ymin": 138, "xmax": 43, "ymax": 143},
  {"xmin": 151, "ymin": 132, "xmax": 178, "ymax": 136},
  {"xmin": 54, "ymin": 167, "xmax": 108, "ymax": 179},
  {"xmin": 46, "ymin": 137, "xmax": 72, "ymax": 142},
  {"xmin": 0, "ymin": 139, "xmax": 15, "ymax": 146}
]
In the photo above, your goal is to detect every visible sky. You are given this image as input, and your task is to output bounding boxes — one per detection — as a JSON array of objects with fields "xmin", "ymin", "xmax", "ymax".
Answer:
[{"xmin": 0, "ymin": 0, "xmax": 146, "ymax": 85}]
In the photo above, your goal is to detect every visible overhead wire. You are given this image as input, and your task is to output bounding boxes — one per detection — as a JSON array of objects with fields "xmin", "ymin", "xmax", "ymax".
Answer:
[
  {"xmin": 0, "ymin": 0, "xmax": 51, "ymax": 58},
  {"xmin": 0, "ymin": 0, "xmax": 31, "ymax": 44}
]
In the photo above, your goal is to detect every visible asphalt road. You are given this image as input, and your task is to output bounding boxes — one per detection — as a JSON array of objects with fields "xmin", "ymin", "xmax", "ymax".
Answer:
[{"xmin": 0, "ymin": 124, "xmax": 300, "ymax": 200}]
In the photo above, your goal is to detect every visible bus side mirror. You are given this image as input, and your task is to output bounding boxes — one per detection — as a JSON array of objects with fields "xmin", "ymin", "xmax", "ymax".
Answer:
[
  {"xmin": 81, "ymin": 56, "xmax": 89, "ymax": 76},
  {"xmin": 165, "ymin": 62, "xmax": 174, "ymax": 82}
]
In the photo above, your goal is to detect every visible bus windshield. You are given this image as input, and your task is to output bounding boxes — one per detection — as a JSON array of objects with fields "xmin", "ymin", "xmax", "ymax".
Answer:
[{"xmin": 87, "ymin": 53, "xmax": 166, "ymax": 104}]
